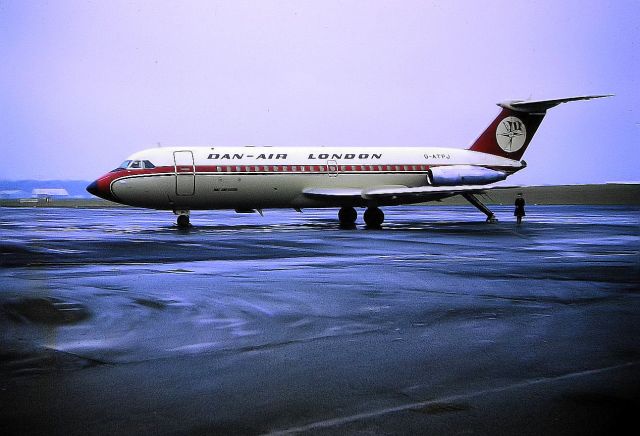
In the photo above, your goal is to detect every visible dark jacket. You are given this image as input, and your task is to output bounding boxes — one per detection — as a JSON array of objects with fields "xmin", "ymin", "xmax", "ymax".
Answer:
[{"xmin": 514, "ymin": 197, "xmax": 526, "ymax": 216}]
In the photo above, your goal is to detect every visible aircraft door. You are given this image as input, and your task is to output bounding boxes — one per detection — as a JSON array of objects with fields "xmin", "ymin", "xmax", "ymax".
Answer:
[
  {"xmin": 174, "ymin": 151, "xmax": 195, "ymax": 196},
  {"xmin": 327, "ymin": 160, "xmax": 339, "ymax": 177}
]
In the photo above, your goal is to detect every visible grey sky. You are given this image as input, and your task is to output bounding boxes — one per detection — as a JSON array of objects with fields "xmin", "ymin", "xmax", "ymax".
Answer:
[{"xmin": 1, "ymin": 1, "xmax": 638, "ymax": 183}]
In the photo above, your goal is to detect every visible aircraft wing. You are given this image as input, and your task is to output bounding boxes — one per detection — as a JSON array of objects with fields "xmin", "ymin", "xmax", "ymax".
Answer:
[
  {"xmin": 303, "ymin": 185, "xmax": 502, "ymax": 203},
  {"xmin": 302, "ymin": 188, "xmax": 364, "ymax": 200},
  {"xmin": 362, "ymin": 185, "xmax": 491, "ymax": 201}
]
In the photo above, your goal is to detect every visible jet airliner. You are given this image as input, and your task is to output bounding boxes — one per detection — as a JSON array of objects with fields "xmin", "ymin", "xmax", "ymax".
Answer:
[{"xmin": 87, "ymin": 95, "xmax": 610, "ymax": 228}]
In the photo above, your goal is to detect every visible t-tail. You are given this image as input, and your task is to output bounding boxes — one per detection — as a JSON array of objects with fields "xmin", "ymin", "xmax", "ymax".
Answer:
[{"xmin": 469, "ymin": 95, "xmax": 612, "ymax": 161}]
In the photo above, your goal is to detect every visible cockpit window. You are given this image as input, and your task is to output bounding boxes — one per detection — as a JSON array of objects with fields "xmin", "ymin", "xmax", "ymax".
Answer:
[
  {"xmin": 110, "ymin": 159, "xmax": 155, "ymax": 172},
  {"xmin": 110, "ymin": 160, "xmax": 132, "ymax": 172}
]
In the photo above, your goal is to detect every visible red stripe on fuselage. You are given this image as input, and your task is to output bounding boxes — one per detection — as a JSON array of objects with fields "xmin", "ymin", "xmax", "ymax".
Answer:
[
  {"xmin": 107, "ymin": 164, "xmax": 434, "ymax": 176},
  {"xmin": 99, "ymin": 164, "xmax": 517, "ymax": 184}
]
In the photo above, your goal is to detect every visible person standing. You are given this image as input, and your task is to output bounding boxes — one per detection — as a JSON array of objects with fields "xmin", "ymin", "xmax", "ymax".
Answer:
[{"xmin": 514, "ymin": 193, "xmax": 526, "ymax": 225}]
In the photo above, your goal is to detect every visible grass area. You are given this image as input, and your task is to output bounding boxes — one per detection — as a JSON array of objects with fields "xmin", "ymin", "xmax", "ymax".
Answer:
[{"xmin": 435, "ymin": 184, "xmax": 640, "ymax": 206}]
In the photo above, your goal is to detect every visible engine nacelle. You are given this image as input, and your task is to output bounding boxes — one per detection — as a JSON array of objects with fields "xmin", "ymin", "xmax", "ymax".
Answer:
[{"xmin": 428, "ymin": 165, "xmax": 506, "ymax": 186}]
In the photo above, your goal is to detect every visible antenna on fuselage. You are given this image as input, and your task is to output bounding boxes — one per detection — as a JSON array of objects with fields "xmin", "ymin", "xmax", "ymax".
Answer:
[{"xmin": 157, "ymin": 142, "xmax": 162, "ymax": 148}]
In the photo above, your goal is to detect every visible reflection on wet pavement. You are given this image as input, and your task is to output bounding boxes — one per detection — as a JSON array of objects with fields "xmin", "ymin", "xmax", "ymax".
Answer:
[{"xmin": 1, "ymin": 205, "xmax": 639, "ymax": 434}]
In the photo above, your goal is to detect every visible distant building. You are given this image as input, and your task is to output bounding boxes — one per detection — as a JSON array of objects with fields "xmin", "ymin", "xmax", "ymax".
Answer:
[{"xmin": 32, "ymin": 188, "xmax": 69, "ymax": 201}]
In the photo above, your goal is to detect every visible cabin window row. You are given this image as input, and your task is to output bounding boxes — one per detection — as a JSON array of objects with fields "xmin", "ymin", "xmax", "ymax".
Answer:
[{"xmin": 209, "ymin": 165, "xmax": 429, "ymax": 172}]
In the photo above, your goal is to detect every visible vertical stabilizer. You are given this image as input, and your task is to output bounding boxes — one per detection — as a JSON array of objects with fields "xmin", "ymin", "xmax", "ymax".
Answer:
[{"xmin": 468, "ymin": 95, "xmax": 612, "ymax": 161}]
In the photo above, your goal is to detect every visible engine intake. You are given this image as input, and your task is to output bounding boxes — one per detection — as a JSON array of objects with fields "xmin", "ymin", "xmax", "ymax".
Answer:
[{"xmin": 428, "ymin": 165, "xmax": 506, "ymax": 186}]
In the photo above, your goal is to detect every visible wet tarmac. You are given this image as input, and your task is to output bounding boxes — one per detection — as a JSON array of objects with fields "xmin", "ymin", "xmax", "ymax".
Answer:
[{"xmin": 1, "ymin": 205, "xmax": 639, "ymax": 435}]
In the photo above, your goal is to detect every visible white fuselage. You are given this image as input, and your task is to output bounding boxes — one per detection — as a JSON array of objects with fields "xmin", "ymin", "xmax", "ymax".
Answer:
[{"xmin": 99, "ymin": 146, "xmax": 522, "ymax": 210}]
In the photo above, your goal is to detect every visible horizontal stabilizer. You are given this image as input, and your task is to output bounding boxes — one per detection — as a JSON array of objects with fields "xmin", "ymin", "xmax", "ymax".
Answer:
[{"xmin": 498, "ymin": 95, "xmax": 613, "ymax": 113}]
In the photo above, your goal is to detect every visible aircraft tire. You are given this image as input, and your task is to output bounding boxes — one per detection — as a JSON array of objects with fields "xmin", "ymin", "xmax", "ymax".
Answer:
[
  {"xmin": 177, "ymin": 214, "xmax": 190, "ymax": 228},
  {"xmin": 364, "ymin": 207, "xmax": 384, "ymax": 228},
  {"xmin": 338, "ymin": 207, "xmax": 357, "ymax": 225}
]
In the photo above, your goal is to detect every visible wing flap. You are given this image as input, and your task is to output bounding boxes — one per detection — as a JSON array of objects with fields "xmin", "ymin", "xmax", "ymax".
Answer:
[
  {"xmin": 303, "ymin": 185, "xmax": 503, "ymax": 203},
  {"xmin": 302, "ymin": 188, "xmax": 364, "ymax": 199},
  {"xmin": 363, "ymin": 185, "xmax": 491, "ymax": 200}
]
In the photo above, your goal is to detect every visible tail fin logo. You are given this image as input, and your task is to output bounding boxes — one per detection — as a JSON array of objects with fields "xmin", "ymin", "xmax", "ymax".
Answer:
[{"xmin": 496, "ymin": 116, "xmax": 527, "ymax": 153}]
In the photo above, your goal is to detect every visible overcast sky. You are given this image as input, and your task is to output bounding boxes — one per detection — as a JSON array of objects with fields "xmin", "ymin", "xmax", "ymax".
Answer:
[{"xmin": 1, "ymin": 0, "xmax": 638, "ymax": 184}]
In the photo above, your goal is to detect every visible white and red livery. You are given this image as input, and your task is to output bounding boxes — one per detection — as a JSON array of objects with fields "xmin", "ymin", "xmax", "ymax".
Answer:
[{"xmin": 87, "ymin": 95, "xmax": 609, "ymax": 227}]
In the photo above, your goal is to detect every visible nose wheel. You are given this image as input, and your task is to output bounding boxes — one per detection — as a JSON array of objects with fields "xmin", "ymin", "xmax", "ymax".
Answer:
[
  {"xmin": 174, "ymin": 210, "xmax": 191, "ymax": 228},
  {"xmin": 177, "ymin": 215, "xmax": 190, "ymax": 228}
]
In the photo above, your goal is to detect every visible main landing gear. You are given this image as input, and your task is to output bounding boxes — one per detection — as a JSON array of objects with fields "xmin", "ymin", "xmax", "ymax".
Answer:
[
  {"xmin": 364, "ymin": 207, "xmax": 384, "ymax": 228},
  {"xmin": 338, "ymin": 206, "xmax": 385, "ymax": 228},
  {"xmin": 174, "ymin": 210, "xmax": 191, "ymax": 228},
  {"xmin": 462, "ymin": 193, "xmax": 498, "ymax": 223},
  {"xmin": 338, "ymin": 206, "xmax": 357, "ymax": 227}
]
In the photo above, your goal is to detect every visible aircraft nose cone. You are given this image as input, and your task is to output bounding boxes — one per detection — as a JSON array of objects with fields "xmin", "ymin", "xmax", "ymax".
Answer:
[
  {"xmin": 86, "ymin": 180, "xmax": 99, "ymax": 196},
  {"xmin": 86, "ymin": 178, "xmax": 120, "ymax": 203}
]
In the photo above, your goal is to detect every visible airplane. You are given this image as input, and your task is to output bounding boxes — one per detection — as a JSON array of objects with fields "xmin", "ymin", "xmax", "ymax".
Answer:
[{"xmin": 87, "ymin": 95, "xmax": 610, "ymax": 228}]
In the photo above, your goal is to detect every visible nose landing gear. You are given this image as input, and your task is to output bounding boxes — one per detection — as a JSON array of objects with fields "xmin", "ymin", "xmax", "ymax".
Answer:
[{"xmin": 174, "ymin": 210, "xmax": 191, "ymax": 228}]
